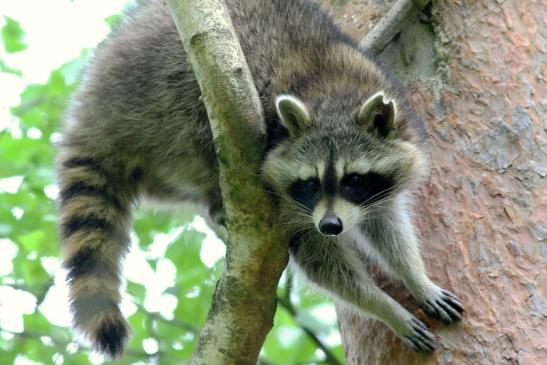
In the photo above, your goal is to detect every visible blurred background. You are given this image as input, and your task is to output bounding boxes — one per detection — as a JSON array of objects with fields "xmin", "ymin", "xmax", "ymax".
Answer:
[{"xmin": 0, "ymin": 1, "xmax": 343, "ymax": 364}]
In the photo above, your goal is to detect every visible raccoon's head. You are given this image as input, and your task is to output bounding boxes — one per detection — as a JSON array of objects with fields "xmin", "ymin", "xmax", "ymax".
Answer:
[{"xmin": 262, "ymin": 93, "xmax": 427, "ymax": 237}]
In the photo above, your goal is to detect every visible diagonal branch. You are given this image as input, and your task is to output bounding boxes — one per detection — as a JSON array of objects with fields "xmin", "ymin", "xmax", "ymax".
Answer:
[
  {"xmin": 359, "ymin": 0, "xmax": 431, "ymax": 54},
  {"xmin": 165, "ymin": 1, "xmax": 289, "ymax": 364}
]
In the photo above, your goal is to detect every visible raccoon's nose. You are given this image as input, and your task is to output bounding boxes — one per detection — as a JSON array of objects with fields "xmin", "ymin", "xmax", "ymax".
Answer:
[{"xmin": 319, "ymin": 217, "xmax": 343, "ymax": 236}]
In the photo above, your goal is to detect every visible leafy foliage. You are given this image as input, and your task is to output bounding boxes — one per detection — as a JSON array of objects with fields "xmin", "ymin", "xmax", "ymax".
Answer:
[
  {"xmin": 0, "ymin": 8, "xmax": 343, "ymax": 365},
  {"xmin": 1, "ymin": 17, "xmax": 27, "ymax": 53}
]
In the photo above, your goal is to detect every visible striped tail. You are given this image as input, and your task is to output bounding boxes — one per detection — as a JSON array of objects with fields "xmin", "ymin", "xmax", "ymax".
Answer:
[{"xmin": 57, "ymin": 154, "xmax": 135, "ymax": 358}]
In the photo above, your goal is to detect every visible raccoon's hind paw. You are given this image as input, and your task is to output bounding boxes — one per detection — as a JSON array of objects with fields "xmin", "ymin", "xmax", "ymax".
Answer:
[
  {"xmin": 422, "ymin": 287, "xmax": 464, "ymax": 325},
  {"xmin": 90, "ymin": 312, "xmax": 131, "ymax": 358}
]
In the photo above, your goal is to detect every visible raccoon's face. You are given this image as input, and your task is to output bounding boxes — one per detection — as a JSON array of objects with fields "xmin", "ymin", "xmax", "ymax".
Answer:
[{"xmin": 262, "ymin": 93, "xmax": 426, "ymax": 237}]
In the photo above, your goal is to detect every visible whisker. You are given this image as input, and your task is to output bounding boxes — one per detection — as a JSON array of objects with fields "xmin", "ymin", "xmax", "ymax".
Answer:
[
  {"xmin": 273, "ymin": 194, "xmax": 313, "ymax": 214},
  {"xmin": 360, "ymin": 195, "xmax": 395, "ymax": 209},
  {"xmin": 359, "ymin": 198, "xmax": 395, "ymax": 213},
  {"xmin": 359, "ymin": 184, "xmax": 400, "ymax": 208}
]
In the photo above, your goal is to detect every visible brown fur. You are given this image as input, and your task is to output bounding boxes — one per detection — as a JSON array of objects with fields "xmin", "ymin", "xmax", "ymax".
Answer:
[{"xmin": 57, "ymin": 0, "xmax": 429, "ymax": 357}]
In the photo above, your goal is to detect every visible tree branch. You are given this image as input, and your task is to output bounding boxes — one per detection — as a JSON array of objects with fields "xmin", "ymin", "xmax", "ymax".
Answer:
[
  {"xmin": 165, "ymin": 1, "xmax": 289, "ymax": 364},
  {"xmin": 359, "ymin": 0, "xmax": 431, "ymax": 54},
  {"xmin": 277, "ymin": 296, "xmax": 342, "ymax": 365}
]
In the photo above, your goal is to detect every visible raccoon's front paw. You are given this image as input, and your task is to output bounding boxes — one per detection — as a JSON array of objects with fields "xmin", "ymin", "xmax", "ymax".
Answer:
[
  {"xmin": 421, "ymin": 287, "xmax": 464, "ymax": 325},
  {"xmin": 399, "ymin": 316, "xmax": 436, "ymax": 353}
]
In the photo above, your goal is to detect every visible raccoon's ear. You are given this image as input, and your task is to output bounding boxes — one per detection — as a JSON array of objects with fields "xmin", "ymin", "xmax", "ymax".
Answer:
[
  {"xmin": 357, "ymin": 91, "xmax": 397, "ymax": 138},
  {"xmin": 275, "ymin": 95, "xmax": 311, "ymax": 137}
]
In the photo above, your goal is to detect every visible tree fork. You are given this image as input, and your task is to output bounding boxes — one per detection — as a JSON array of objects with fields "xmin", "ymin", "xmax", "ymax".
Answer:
[{"xmin": 166, "ymin": 1, "xmax": 288, "ymax": 364}]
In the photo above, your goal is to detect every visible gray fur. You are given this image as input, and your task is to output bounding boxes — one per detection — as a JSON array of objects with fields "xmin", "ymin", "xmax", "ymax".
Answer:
[{"xmin": 57, "ymin": 0, "xmax": 461, "ymax": 357}]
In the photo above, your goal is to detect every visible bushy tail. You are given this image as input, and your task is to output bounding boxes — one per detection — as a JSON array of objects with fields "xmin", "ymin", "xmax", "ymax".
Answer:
[{"xmin": 57, "ymin": 153, "xmax": 135, "ymax": 358}]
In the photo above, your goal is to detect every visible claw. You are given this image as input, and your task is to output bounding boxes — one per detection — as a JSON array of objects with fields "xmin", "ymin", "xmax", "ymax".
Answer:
[
  {"xmin": 405, "ymin": 334, "xmax": 435, "ymax": 353},
  {"xmin": 422, "ymin": 288, "xmax": 465, "ymax": 324},
  {"xmin": 411, "ymin": 318, "xmax": 430, "ymax": 331},
  {"xmin": 442, "ymin": 292, "xmax": 464, "ymax": 313},
  {"xmin": 436, "ymin": 299, "xmax": 462, "ymax": 322},
  {"xmin": 423, "ymin": 300, "xmax": 439, "ymax": 317},
  {"xmin": 411, "ymin": 320, "xmax": 435, "ymax": 341},
  {"xmin": 401, "ymin": 316, "xmax": 437, "ymax": 353},
  {"xmin": 424, "ymin": 299, "xmax": 452, "ymax": 324}
]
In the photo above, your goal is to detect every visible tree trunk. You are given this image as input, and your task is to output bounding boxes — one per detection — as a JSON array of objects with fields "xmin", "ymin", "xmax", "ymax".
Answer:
[
  {"xmin": 324, "ymin": 0, "xmax": 547, "ymax": 363},
  {"xmin": 166, "ymin": 1, "xmax": 288, "ymax": 364}
]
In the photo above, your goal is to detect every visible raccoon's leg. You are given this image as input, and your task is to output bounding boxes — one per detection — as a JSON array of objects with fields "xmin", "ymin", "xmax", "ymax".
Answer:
[
  {"xmin": 57, "ymin": 153, "xmax": 137, "ymax": 358},
  {"xmin": 360, "ymin": 196, "xmax": 464, "ymax": 325},
  {"xmin": 290, "ymin": 235, "xmax": 436, "ymax": 353}
]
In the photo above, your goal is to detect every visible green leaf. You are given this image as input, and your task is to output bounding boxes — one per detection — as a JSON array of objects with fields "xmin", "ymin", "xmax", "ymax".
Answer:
[
  {"xmin": 127, "ymin": 281, "xmax": 146, "ymax": 304},
  {"xmin": 23, "ymin": 312, "xmax": 53, "ymax": 334},
  {"xmin": 61, "ymin": 352, "xmax": 92, "ymax": 365},
  {"xmin": 0, "ymin": 349, "xmax": 16, "ymax": 365},
  {"xmin": 2, "ymin": 17, "xmax": 27, "ymax": 53},
  {"xmin": 58, "ymin": 53, "xmax": 88, "ymax": 86},
  {"xmin": 17, "ymin": 230, "xmax": 47, "ymax": 252},
  {"xmin": 127, "ymin": 311, "xmax": 148, "ymax": 349},
  {"xmin": 0, "ymin": 59, "xmax": 22, "ymax": 76},
  {"xmin": 14, "ymin": 255, "xmax": 49, "ymax": 285},
  {"xmin": 155, "ymin": 320, "xmax": 195, "ymax": 361},
  {"xmin": 104, "ymin": 14, "xmax": 122, "ymax": 29}
]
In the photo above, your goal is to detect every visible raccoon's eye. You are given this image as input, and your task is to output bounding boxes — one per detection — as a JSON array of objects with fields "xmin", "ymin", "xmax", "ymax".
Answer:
[
  {"xmin": 343, "ymin": 173, "xmax": 365, "ymax": 187},
  {"xmin": 340, "ymin": 172, "xmax": 394, "ymax": 206},
  {"xmin": 306, "ymin": 179, "xmax": 320, "ymax": 193},
  {"xmin": 288, "ymin": 178, "xmax": 321, "ymax": 210}
]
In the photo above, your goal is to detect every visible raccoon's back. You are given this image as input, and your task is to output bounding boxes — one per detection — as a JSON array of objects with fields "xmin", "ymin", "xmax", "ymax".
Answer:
[{"xmin": 62, "ymin": 0, "xmax": 351, "ymax": 158}]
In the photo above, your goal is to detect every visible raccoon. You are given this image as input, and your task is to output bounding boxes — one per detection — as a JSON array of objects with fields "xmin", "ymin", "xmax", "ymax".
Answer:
[{"xmin": 56, "ymin": 0, "xmax": 463, "ymax": 358}]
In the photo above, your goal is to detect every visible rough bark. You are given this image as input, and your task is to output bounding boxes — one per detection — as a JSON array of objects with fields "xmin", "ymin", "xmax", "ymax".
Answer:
[
  {"xmin": 322, "ymin": 0, "xmax": 547, "ymax": 363},
  {"xmin": 165, "ymin": 1, "xmax": 288, "ymax": 364}
]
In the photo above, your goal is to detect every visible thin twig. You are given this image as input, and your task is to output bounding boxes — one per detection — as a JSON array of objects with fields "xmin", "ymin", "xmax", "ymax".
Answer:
[
  {"xmin": 277, "ymin": 296, "xmax": 342, "ymax": 365},
  {"xmin": 359, "ymin": 0, "xmax": 430, "ymax": 55}
]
